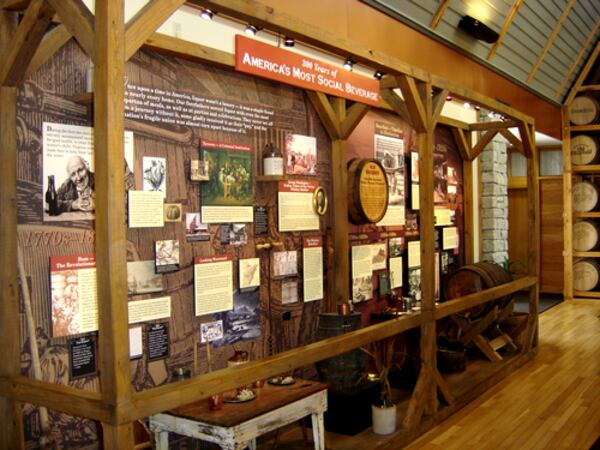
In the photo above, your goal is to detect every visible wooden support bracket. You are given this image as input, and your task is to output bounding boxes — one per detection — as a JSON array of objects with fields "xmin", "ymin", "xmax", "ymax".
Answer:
[
  {"xmin": 380, "ymin": 87, "xmax": 414, "ymax": 128},
  {"xmin": 471, "ymin": 128, "xmax": 499, "ymax": 160},
  {"xmin": 25, "ymin": 24, "xmax": 71, "ymax": 79},
  {"xmin": 396, "ymin": 74, "xmax": 427, "ymax": 132},
  {"xmin": 434, "ymin": 369, "xmax": 454, "ymax": 406},
  {"xmin": 47, "ymin": 0, "xmax": 94, "ymax": 60},
  {"xmin": 499, "ymin": 128, "xmax": 524, "ymax": 153}
]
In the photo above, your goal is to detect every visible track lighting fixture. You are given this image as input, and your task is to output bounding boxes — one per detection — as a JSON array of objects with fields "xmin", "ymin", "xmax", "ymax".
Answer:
[
  {"xmin": 374, "ymin": 70, "xmax": 385, "ymax": 80},
  {"xmin": 446, "ymin": 94, "xmax": 453, "ymax": 101},
  {"xmin": 284, "ymin": 36, "xmax": 295, "ymax": 47},
  {"xmin": 245, "ymin": 24, "xmax": 258, "ymax": 36},
  {"xmin": 201, "ymin": 9, "xmax": 214, "ymax": 20},
  {"xmin": 343, "ymin": 58, "xmax": 354, "ymax": 71},
  {"xmin": 463, "ymin": 101, "xmax": 471, "ymax": 109}
]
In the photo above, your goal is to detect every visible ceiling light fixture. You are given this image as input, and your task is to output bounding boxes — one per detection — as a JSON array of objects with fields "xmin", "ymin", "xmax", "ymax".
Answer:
[
  {"xmin": 464, "ymin": 101, "xmax": 471, "ymax": 109},
  {"xmin": 343, "ymin": 58, "xmax": 354, "ymax": 71},
  {"xmin": 446, "ymin": 94, "xmax": 453, "ymax": 101},
  {"xmin": 200, "ymin": 9, "xmax": 214, "ymax": 20},
  {"xmin": 374, "ymin": 70, "xmax": 385, "ymax": 80},
  {"xmin": 284, "ymin": 36, "xmax": 295, "ymax": 47},
  {"xmin": 245, "ymin": 24, "xmax": 258, "ymax": 36}
]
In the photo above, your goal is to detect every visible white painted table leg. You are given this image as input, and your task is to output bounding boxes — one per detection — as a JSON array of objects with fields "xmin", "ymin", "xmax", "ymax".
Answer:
[
  {"xmin": 311, "ymin": 412, "xmax": 325, "ymax": 450},
  {"xmin": 155, "ymin": 430, "xmax": 169, "ymax": 450}
]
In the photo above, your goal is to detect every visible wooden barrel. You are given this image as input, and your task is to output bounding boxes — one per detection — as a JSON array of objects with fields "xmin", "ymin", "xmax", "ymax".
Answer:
[
  {"xmin": 315, "ymin": 313, "xmax": 365, "ymax": 392},
  {"xmin": 573, "ymin": 219, "xmax": 600, "ymax": 252},
  {"xmin": 572, "ymin": 181, "xmax": 600, "ymax": 212},
  {"xmin": 442, "ymin": 262, "xmax": 513, "ymax": 319},
  {"xmin": 573, "ymin": 258, "xmax": 600, "ymax": 291},
  {"xmin": 569, "ymin": 95, "xmax": 600, "ymax": 125},
  {"xmin": 571, "ymin": 135, "xmax": 600, "ymax": 166},
  {"xmin": 347, "ymin": 158, "xmax": 389, "ymax": 225}
]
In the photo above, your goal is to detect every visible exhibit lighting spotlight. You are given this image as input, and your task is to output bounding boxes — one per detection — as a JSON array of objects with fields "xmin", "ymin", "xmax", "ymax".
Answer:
[
  {"xmin": 374, "ymin": 70, "xmax": 385, "ymax": 80},
  {"xmin": 201, "ymin": 9, "xmax": 214, "ymax": 20},
  {"xmin": 463, "ymin": 101, "xmax": 471, "ymax": 109},
  {"xmin": 446, "ymin": 94, "xmax": 453, "ymax": 101},
  {"xmin": 458, "ymin": 15, "xmax": 499, "ymax": 43},
  {"xmin": 284, "ymin": 36, "xmax": 295, "ymax": 47},
  {"xmin": 343, "ymin": 58, "xmax": 354, "ymax": 71},
  {"xmin": 245, "ymin": 24, "xmax": 258, "ymax": 36}
]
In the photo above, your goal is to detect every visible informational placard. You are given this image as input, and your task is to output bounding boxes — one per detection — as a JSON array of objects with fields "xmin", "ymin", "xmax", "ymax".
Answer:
[
  {"xmin": 235, "ymin": 35, "xmax": 380, "ymax": 106},
  {"xmin": 200, "ymin": 320, "xmax": 224, "ymax": 343},
  {"xmin": 435, "ymin": 207, "xmax": 454, "ymax": 226},
  {"xmin": 411, "ymin": 184, "xmax": 420, "ymax": 210},
  {"xmin": 282, "ymin": 281, "xmax": 299, "ymax": 304},
  {"xmin": 407, "ymin": 241, "xmax": 421, "ymax": 268},
  {"xmin": 352, "ymin": 244, "xmax": 373, "ymax": 303},
  {"xmin": 239, "ymin": 258, "xmax": 260, "ymax": 290},
  {"xmin": 278, "ymin": 180, "xmax": 320, "ymax": 232},
  {"xmin": 194, "ymin": 255, "xmax": 233, "ymax": 316},
  {"xmin": 303, "ymin": 236, "xmax": 323, "ymax": 302},
  {"xmin": 128, "ymin": 191, "xmax": 164, "ymax": 228},
  {"xmin": 129, "ymin": 326, "xmax": 143, "ymax": 360},
  {"xmin": 127, "ymin": 260, "xmax": 163, "ymax": 295},
  {"xmin": 50, "ymin": 254, "xmax": 98, "ymax": 337},
  {"xmin": 286, "ymin": 134, "xmax": 317, "ymax": 175},
  {"xmin": 147, "ymin": 322, "xmax": 169, "ymax": 361},
  {"xmin": 254, "ymin": 206, "xmax": 269, "ymax": 235},
  {"xmin": 442, "ymin": 226, "xmax": 459, "ymax": 249},
  {"xmin": 69, "ymin": 335, "xmax": 97, "ymax": 380},
  {"xmin": 375, "ymin": 122, "xmax": 405, "ymax": 226},
  {"xmin": 390, "ymin": 256, "xmax": 403, "ymax": 288},
  {"xmin": 42, "ymin": 122, "xmax": 133, "ymax": 222},
  {"xmin": 201, "ymin": 140, "xmax": 253, "ymax": 223},
  {"xmin": 371, "ymin": 242, "xmax": 388, "ymax": 271},
  {"xmin": 128, "ymin": 296, "xmax": 171, "ymax": 324}
]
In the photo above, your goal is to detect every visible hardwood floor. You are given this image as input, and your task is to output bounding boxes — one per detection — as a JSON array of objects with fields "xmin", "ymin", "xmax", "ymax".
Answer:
[
  {"xmin": 405, "ymin": 300, "xmax": 600, "ymax": 450},
  {"xmin": 273, "ymin": 300, "xmax": 600, "ymax": 449}
]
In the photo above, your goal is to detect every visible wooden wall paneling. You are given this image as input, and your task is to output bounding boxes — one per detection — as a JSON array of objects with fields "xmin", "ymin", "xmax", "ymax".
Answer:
[
  {"xmin": 124, "ymin": 0, "xmax": 186, "ymax": 61},
  {"xmin": 0, "ymin": 10, "xmax": 24, "ymax": 448},
  {"xmin": 539, "ymin": 178, "xmax": 563, "ymax": 293},
  {"xmin": 562, "ymin": 106, "xmax": 573, "ymax": 300},
  {"xmin": 0, "ymin": 0, "xmax": 54, "ymax": 87},
  {"xmin": 46, "ymin": 0, "xmax": 94, "ymax": 59},
  {"xmin": 508, "ymin": 187, "xmax": 529, "ymax": 264},
  {"xmin": 93, "ymin": 0, "xmax": 133, "ymax": 442}
]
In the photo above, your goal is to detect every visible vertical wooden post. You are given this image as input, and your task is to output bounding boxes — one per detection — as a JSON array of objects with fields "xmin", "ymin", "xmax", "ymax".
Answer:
[
  {"xmin": 0, "ymin": 10, "xmax": 24, "ymax": 449},
  {"xmin": 561, "ymin": 106, "xmax": 573, "ymax": 300},
  {"xmin": 94, "ymin": 0, "xmax": 133, "ymax": 443},
  {"xmin": 527, "ymin": 135, "xmax": 540, "ymax": 347},
  {"xmin": 418, "ymin": 81, "xmax": 438, "ymax": 416}
]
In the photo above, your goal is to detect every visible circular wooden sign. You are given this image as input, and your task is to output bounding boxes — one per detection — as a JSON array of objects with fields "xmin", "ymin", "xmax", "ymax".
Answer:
[{"xmin": 347, "ymin": 158, "xmax": 389, "ymax": 224}]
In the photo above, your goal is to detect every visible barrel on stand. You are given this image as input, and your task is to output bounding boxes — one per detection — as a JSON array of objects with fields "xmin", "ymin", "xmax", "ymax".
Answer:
[
  {"xmin": 569, "ymin": 95, "xmax": 600, "ymax": 125},
  {"xmin": 442, "ymin": 262, "xmax": 514, "ymax": 319},
  {"xmin": 315, "ymin": 313, "xmax": 365, "ymax": 392},
  {"xmin": 572, "ymin": 181, "xmax": 600, "ymax": 213},
  {"xmin": 573, "ymin": 258, "xmax": 600, "ymax": 292},
  {"xmin": 573, "ymin": 219, "xmax": 600, "ymax": 252},
  {"xmin": 571, "ymin": 135, "xmax": 600, "ymax": 166}
]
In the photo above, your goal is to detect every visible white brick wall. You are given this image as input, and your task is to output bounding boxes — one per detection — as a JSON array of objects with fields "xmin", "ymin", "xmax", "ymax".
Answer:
[{"xmin": 480, "ymin": 132, "xmax": 509, "ymax": 263}]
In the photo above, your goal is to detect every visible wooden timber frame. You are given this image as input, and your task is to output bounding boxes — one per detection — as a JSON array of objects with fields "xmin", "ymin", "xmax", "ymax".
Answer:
[{"xmin": 0, "ymin": 0, "xmax": 539, "ymax": 448}]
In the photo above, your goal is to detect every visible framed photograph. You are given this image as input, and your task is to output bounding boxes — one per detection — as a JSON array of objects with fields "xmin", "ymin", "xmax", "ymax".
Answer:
[
  {"xmin": 272, "ymin": 251, "xmax": 298, "ymax": 279},
  {"xmin": 312, "ymin": 186, "xmax": 328, "ymax": 216},
  {"xmin": 127, "ymin": 260, "xmax": 163, "ymax": 295},
  {"xmin": 190, "ymin": 160, "xmax": 209, "ymax": 181},
  {"xmin": 285, "ymin": 133, "xmax": 317, "ymax": 175},
  {"xmin": 220, "ymin": 223, "xmax": 248, "ymax": 246},
  {"xmin": 155, "ymin": 239, "xmax": 180, "ymax": 273},
  {"xmin": 143, "ymin": 157, "xmax": 166, "ymax": 197},
  {"xmin": 408, "ymin": 267, "xmax": 421, "ymax": 302},
  {"xmin": 239, "ymin": 258, "xmax": 260, "ymax": 289},
  {"xmin": 200, "ymin": 320, "xmax": 224, "ymax": 343},
  {"xmin": 185, "ymin": 213, "xmax": 210, "ymax": 241},
  {"xmin": 371, "ymin": 242, "xmax": 387, "ymax": 271},
  {"xmin": 164, "ymin": 203, "xmax": 182, "ymax": 222},
  {"xmin": 389, "ymin": 237, "xmax": 403, "ymax": 258},
  {"xmin": 352, "ymin": 275, "xmax": 373, "ymax": 303},
  {"xmin": 410, "ymin": 151, "xmax": 419, "ymax": 183},
  {"xmin": 281, "ymin": 281, "xmax": 299, "ymax": 304}
]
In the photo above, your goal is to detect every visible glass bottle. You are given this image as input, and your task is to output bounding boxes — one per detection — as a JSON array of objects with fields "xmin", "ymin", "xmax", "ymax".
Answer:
[
  {"xmin": 263, "ymin": 142, "xmax": 283, "ymax": 176},
  {"xmin": 46, "ymin": 175, "xmax": 58, "ymax": 216}
]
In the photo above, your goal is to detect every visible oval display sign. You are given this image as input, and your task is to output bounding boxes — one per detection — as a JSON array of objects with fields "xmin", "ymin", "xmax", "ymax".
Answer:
[{"xmin": 348, "ymin": 158, "xmax": 389, "ymax": 224}]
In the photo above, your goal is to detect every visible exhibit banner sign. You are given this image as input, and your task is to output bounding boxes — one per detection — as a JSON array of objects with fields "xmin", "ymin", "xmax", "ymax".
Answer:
[{"xmin": 235, "ymin": 35, "xmax": 380, "ymax": 107}]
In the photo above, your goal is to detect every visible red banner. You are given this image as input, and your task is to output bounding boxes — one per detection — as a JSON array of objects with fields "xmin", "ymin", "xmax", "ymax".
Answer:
[{"xmin": 235, "ymin": 35, "xmax": 380, "ymax": 106}]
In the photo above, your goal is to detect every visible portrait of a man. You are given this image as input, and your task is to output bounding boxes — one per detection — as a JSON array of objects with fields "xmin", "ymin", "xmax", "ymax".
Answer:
[
  {"xmin": 313, "ymin": 186, "xmax": 328, "ymax": 216},
  {"xmin": 57, "ymin": 155, "xmax": 95, "ymax": 213}
]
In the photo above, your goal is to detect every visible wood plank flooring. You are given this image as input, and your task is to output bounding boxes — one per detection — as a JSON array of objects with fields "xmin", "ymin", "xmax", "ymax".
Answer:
[{"xmin": 274, "ymin": 300, "xmax": 600, "ymax": 449}]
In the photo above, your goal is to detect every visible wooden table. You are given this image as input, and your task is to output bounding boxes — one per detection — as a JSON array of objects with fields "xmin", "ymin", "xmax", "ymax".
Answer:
[{"xmin": 149, "ymin": 380, "xmax": 328, "ymax": 450}]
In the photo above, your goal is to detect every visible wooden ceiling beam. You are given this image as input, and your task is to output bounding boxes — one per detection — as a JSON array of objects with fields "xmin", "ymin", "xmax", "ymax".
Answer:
[
  {"xmin": 306, "ymin": 91, "xmax": 342, "ymax": 140},
  {"xmin": 125, "ymin": 0, "xmax": 186, "ymax": 61},
  {"xmin": 0, "ymin": 0, "xmax": 54, "ymax": 86},
  {"xmin": 471, "ymin": 129, "xmax": 499, "ymax": 160},
  {"xmin": 24, "ymin": 24, "xmax": 71, "ymax": 79},
  {"xmin": 487, "ymin": 0, "xmax": 523, "ymax": 61},
  {"xmin": 380, "ymin": 88, "xmax": 414, "ymax": 128},
  {"xmin": 452, "ymin": 128, "xmax": 472, "ymax": 161},
  {"xmin": 397, "ymin": 74, "xmax": 427, "ymax": 132},
  {"xmin": 47, "ymin": 0, "xmax": 94, "ymax": 59},
  {"xmin": 526, "ymin": 0, "xmax": 575, "ymax": 82},
  {"xmin": 144, "ymin": 32, "xmax": 235, "ymax": 68},
  {"xmin": 469, "ymin": 120, "xmax": 518, "ymax": 131},
  {"xmin": 431, "ymin": 88, "xmax": 449, "ymax": 127},
  {"xmin": 0, "ymin": 0, "xmax": 30, "ymax": 11},
  {"xmin": 430, "ymin": 0, "xmax": 449, "ymax": 30},
  {"xmin": 340, "ymin": 102, "xmax": 370, "ymax": 139},
  {"xmin": 517, "ymin": 122, "xmax": 535, "ymax": 158},
  {"xmin": 564, "ymin": 40, "xmax": 600, "ymax": 106},
  {"xmin": 554, "ymin": 21, "xmax": 599, "ymax": 101},
  {"xmin": 499, "ymin": 128, "xmax": 523, "ymax": 153}
]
